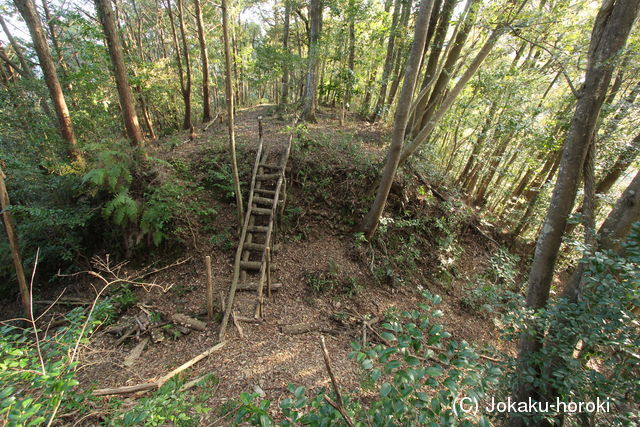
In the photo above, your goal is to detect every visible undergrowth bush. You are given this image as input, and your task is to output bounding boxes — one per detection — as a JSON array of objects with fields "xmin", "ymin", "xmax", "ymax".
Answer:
[
  {"xmin": 235, "ymin": 291, "xmax": 504, "ymax": 426},
  {"xmin": 500, "ymin": 225, "xmax": 640, "ymax": 426},
  {"xmin": 0, "ymin": 301, "xmax": 114, "ymax": 425},
  {"xmin": 462, "ymin": 247, "xmax": 520, "ymax": 316},
  {"xmin": 105, "ymin": 376, "xmax": 215, "ymax": 426},
  {"xmin": 0, "ymin": 157, "xmax": 98, "ymax": 293},
  {"xmin": 82, "ymin": 142, "xmax": 215, "ymax": 254}
]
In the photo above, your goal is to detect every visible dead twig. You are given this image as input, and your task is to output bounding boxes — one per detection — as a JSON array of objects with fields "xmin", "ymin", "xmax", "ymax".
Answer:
[{"xmin": 135, "ymin": 256, "xmax": 192, "ymax": 280}]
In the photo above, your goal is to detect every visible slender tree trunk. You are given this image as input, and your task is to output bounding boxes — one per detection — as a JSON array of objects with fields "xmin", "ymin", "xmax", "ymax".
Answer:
[
  {"xmin": 458, "ymin": 101, "xmax": 498, "ymax": 184},
  {"xmin": 176, "ymin": 0, "xmax": 192, "ymax": 129},
  {"xmin": 473, "ymin": 130, "xmax": 515, "ymax": 205},
  {"xmin": 0, "ymin": 167, "xmax": 30, "ymax": 318},
  {"xmin": 512, "ymin": 150, "xmax": 561, "ymax": 238},
  {"xmin": 13, "ymin": 0, "xmax": 82, "ymax": 162},
  {"xmin": 221, "ymin": 0, "xmax": 243, "ymax": 227},
  {"xmin": 399, "ymin": 24, "xmax": 506, "ymax": 165},
  {"xmin": 596, "ymin": 133, "xmax": 640, "ymax": 195},
  {"xmin": 408, "ymin": 0, "xmax": 459, "ymax": 131},
  {"xmin": 0, "ymin": 16, "xmax": 55, "ymax": 120},
  {"xmin": 302, "ymin": 0, "xmax": 323, "ymax": 122},
  {"xmin": 280, "ymin": 0, "xmax": 291, "ymax": 105},
  {"xmin": 385, "ymin": 0, "xmax": 412, "ymax": 109},
  {"xmin": 41, "ymin": 0, "xmax": 71, "ymax": 81},
  {"xmin": 370, "ymin": 0, "xmax": 401, "ymax": 122},
  {"xmin": 94, "ymin": 0, "xmax": 145, "ymax": 146},
  {"xmin": 412, "ymin": 0, "xmax": 478, "ymax": 138},
  {"xmin": 509, "ymin": 1, "xmax": 640, "ymax": 424},
  {"xmin": 344, "ymin": 0, "xmax": 356, "ymax": 108},
  {"xmin": 360, "ymin": 0, "xmax": 435, "ymax": 238},
  {"xmin": 194, "ymin": 0, "xmax": 212, "ymax": 122}
]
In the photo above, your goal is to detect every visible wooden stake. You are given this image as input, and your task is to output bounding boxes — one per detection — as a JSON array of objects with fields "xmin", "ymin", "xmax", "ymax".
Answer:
[
  {"xmin": 0, "ymin": 165, "xmax": 30, "ymax": 318},
  {"xmin": 205, "ymin": 255, "xmax": 213, "ymax": 321},
  {"xmin": 266, "ymin": 247, "xmax": 272, "ymax": 298}
]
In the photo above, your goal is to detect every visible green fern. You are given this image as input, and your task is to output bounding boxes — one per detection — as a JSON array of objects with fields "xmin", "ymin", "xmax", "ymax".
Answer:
[{"xmin": 103, "ymin": 192, "xmax": 139, "ymax": 226}]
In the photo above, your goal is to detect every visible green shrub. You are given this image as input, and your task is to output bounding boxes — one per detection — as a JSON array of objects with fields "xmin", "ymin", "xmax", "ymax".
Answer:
[
  {"xmin": 105, "ymin": 376, "xmax": 214, "ymax": 426},
  {"xmin": 235, "ymin": 292, "xmax": 503, "ymax": 426},
  {"xmin": 0, "ymin": 301, "xmax": 113, "ymax": 425},
  {"xmin": 500, "ymin": 224, "xmax": 640, "ymax": 425},
  {"xmin": 462, "ymin": 247, "xmax": 520, "ymax": 316},
  {"xmin": 0, "ymin": 157, "xmax": 99, "ymax": 292}
]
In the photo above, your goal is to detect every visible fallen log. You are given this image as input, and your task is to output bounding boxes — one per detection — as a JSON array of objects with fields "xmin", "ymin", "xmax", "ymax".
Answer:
[
  {"xmin": 170, "ymin": 313, "xmax": 207, "ymax": 331},
  {"xmin": 93, "ymin": 341, "xmax": 226, "ymax": 396}
]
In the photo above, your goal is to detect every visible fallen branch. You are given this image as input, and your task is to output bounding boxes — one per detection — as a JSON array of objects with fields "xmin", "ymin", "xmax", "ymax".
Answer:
[
  {"xmin": 232, "ymin": 311, "xmax": 245, "ymax": 338},
  {"xmin": 203, "ymin": 113, "xmax": 220, "ymax": 131},
  {"xmin": 469, "ymin": 223, "xmax": 500, "ymax": 247},
  {"xmin": 179, "ymin": 374, "xmax": 211, "ymax": 391},
  {"xmin": 123, "ymin": 338, "xmax": 149, "ymax": 367},
  {"xmin": 235, "ymin": 315, "xmax": 264, "ymax": 324},
  {"xmin": 280, "ymin": 322, "xmax": 338, "ymax": 335},
  {"xmin": 93, "ymin": 341, "xmax": 226, "ymax": 396},
  {"xmin": 35, "ymin": 299, "xmax": 91, "ymax": 306},
  {"xmin": 320, "ymin": 336, "xmax": 355, "ymax": 427}
]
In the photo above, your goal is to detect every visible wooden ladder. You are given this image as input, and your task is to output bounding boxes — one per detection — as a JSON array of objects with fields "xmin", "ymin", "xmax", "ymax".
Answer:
[{"xmin": 219, "ymin": 118, "xmax": 294, "ymax": 339}]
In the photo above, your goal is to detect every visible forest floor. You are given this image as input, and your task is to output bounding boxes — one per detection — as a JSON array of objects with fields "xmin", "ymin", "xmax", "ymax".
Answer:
[{"xmin": 10, "ymin": 105, "xmax": 521, "ymax": 424}]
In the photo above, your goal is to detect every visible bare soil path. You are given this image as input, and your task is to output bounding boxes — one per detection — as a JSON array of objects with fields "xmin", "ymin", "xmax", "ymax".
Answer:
[{"xmin": 70, "ymin": 106, "xmax": 505, "ymax": 424}]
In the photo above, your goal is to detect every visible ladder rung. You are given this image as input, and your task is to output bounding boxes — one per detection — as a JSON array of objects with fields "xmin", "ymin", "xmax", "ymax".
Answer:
[
  {"xmin": 240, "ymin": 261, "xmax": 262, "ymax": 271},
  {"xmin": 257, "ymin": 173, "xmax": 281, "ymax": 180},
  {"xmin": 251, "ymin": 207, "xmax": 272, "ymax": 216},
  {"xmin": 254, "ymin": 188, "xmax": 276, "ymax": 195},
  {"xmin": 253, "ymin": 196, "xmax": 274, "ymax": 205},
  {"xmin": 238, "ymin": 282, "xmax": 282, "ymax": 291},
  {"xmin": 244, "ymin": 242, "xmax": 266, "ymax": 251},
  {"xmin": 247, "ymin": 225, "xmax": 268, "ymax": 233},
  {"xmin": 259, "ymin": 163, "xmax": 282, "ymax": 170}
]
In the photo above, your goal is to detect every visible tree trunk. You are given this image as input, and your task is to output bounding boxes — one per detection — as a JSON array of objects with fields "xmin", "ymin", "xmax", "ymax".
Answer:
[
  {"xmin": 40, "ymin": 0, "xmax": 71, "ymax": 82},
  {"xmin": 302, "ymin": 0, "xmax": 323, "ymax": 122},
  {"xmin": 13, "ymin": 0, "xmax": 82, "ymax": 162},
  {"xmin": 94, "ymin": 0, "xmax": 145, "ymax": 147},
  {"xmin": 408, "ymin": 0, "xmax": 464, "ymax": 134},
  {"xmin": 0, "ymin": 15, "xmax": 55, "ymax": 120},
  {"xmin": 280, "ymin": 0, "xmax": 291, "ymax": 104},
  {"xmin": 542, "ymin": 169, "xmax": 640, "ymax": 426},
  {"xmin": 194, "ymin": 0, "xmax": 212, "ymax": 122},
  {"xmin": 0, "ymin": 167, "xmax": 30, "ymax": 318},
  {"xmin": 370, "ymin": 0, "xmax": 401, "ymax": 122},
  {"xmin": 177, "ymin": 0, "xmax": 192, "ymax": 130},
  {"xmin": 385, "ymin": 0, "xmax": 412, "ymax": 109},
  {"xmin": 458, "ymin": 101, "xmax": 498, "ymax": 185},
  {"xmin": 399, "ymin": 24, "xmax": 505, "ymax": 165},
  {"xmin": 359, "ymin": 0, "xmax": 435, "ymax": 238},
  {"xmin": 221, "ymin": 0, "xmax": 244, "ymax": 227},
  {"xmin": 509, "ymin": 1, "xmax": 640, "ymax": 424},
  {"xmin": 411, "ymin": 0, "xmax": 478, "ymax": 138},
  {"xmin": 596, "ymin": 132, "xmax": 640, "ymax": 195}
]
